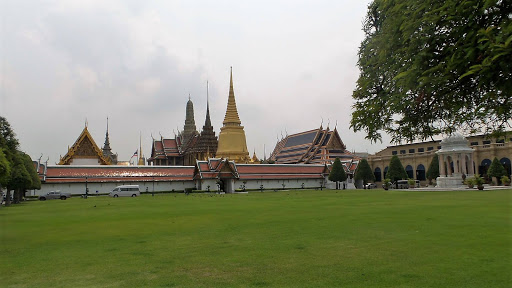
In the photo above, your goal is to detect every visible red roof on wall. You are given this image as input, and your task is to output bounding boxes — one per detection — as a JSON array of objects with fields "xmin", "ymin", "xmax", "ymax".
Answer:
[
  {"xmin": 43, "ymin": 165, "xmax": 195, "ymax": 183},
  {"xmin": 235, "ymin": 164, "xmax": 327, "ymax": 180}
]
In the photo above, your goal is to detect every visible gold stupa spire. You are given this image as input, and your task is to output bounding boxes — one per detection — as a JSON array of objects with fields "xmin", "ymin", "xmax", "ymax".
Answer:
[
  {"xmin": 223, "ymin": 67, "xmax": 242, "ymax": 126},
  {"xmin": 216, "ymin": 67, "xmax": 249, "ymax": 163}
]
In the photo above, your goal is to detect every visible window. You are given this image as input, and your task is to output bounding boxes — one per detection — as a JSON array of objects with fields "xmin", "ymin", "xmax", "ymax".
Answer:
[
  {"xmin": 496, "ymin": 139, "xmax": 505, "ymax": 144},
  {"xmin": 470, "ymin": 142, "xmax": 479, "ymax": 146},
  {"xmin": 400, "ymin": 150, "xmax": 406, "ymax": 154},
  {"xmin": 392, "ymin": 151, "xmax": 397, "ymax": 155},
  {"xmin": 483, "ymin": 140, "xmax": 491, "ymax": 145},
  {"xmin": 427, "ymin": 147, "xmax": 434, "ymax": 151},
  {"xmin": 409, "ymin": 149, "xmax": 415, "ymax": 153},
  {"xmin": 418, "ymin": 148, "xmax": 424, "ymax": 152}
]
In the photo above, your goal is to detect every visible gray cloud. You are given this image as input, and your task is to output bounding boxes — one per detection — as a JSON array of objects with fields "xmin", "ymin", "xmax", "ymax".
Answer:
[{"xmin": 1, "ymin": 0, "xmax": 387, "ymax": 164}]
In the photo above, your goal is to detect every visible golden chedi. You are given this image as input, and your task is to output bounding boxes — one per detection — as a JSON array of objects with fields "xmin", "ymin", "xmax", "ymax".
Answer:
[{"xmin": 216, "ymin": 67, "xmax": 249, "ymax": 163}]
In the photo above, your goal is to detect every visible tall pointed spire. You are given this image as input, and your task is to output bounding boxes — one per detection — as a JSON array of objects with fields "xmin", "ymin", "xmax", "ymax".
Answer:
[
  {"xmin": 103, "ymin": 117, "xmax": 111, "ymax": 152},
  {"xmin": 196, "ymin": 80, "xmax": 218, "ymax": 160},
  {"xmin": 205, "ymin": 81, "xmax": 212, "ymax": 128},
  {"xmin": 223, "ymin": 67, "xmax": 242, "ymax": 126},
  {"xmin": 182, "ymin": 95, "xmax": 198, "ymax": 147},
  {"xmin": 101, "ymin": 117, "xmax": 117, "ymax": 164},
  {"xmin": 138, "ymin": 132, "xmax": 145, "ymax": 166}
]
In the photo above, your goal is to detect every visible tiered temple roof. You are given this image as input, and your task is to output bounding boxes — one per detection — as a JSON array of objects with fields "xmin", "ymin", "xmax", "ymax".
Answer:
[
  {"xmin": 148, "ymin": 137, "xmax": 183, "ymax": 165},
  {"xmin": 270, "ymin": 126, "xmax": 358, "ymax": 165},
  {"xmin": 193, "ymin": 158, "xmax": 329, "ymax": 180}
]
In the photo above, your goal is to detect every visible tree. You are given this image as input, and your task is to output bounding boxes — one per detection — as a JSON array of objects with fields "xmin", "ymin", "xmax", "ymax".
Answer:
[
  {"xmin": 488, "ymin": 157, "xmax": 507, "ymax": 184},
  {"xmin": 328, "ymin": 158, "xmax": 347, "ymax": 190},
  {"xmin": 354, "ymin": 158, "xmax": 375, "ymax": 188},
  {"xmin": 7, "ymin": 153, "xmax": 32, "ymax": 204},
  {"xmin": 23, "ymin": 152, "xmax": 41, "ymax": 191},
  {"xmin": 0, "ymin": 149, "xmax": 11, "ymax": 187},
  {"xmin": 0, "ymin": 116, "xmax": 19, "ymax": 154},
  {"xmin": 1, "ymin": 117, "xmax": 40, "ymax": 205},
  {"xmin": 426, "ymin": 154, "xmax": 440, "ymax": 184},
  {"xmin": 351, "ymin": 0, "xmax": 512, "ymax": 144},
  {"xmin": 386, "ymin": 155, "xmax": 407, "ymax": 187}
]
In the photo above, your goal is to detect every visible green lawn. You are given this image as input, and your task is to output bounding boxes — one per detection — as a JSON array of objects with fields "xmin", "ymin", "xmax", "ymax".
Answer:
[{"xmin": 1, "ymin": 189, "xmax": 511, "ymax": 287}]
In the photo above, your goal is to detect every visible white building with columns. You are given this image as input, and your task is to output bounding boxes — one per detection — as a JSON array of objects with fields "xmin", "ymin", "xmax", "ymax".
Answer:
[{"xmin": 436, "ymin": 133, "xmax": 475, "ymax": 188}]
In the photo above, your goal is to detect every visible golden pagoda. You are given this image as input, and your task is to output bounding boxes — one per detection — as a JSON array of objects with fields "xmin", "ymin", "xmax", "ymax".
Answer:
[
  {"xmin": 216, "ymin": 67, "xmax": 249, "ymax": 163},
  {"xmin": 138, "ymin": 132, "xmax": 145, "ymax": 166}
]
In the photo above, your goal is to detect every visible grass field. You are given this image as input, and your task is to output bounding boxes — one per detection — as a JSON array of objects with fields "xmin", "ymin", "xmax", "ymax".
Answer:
[{"xmin": 1, "ymin": 189, "xmax": 511, "ymax": 287}]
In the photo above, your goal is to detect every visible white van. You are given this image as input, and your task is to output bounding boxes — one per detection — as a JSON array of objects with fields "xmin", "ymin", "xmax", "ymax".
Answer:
[{"xmin": 109, "ymin": 185, "xmax": 140, "ymax": 197}]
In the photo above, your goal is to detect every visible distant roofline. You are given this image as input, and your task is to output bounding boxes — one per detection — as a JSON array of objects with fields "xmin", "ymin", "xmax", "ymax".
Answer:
[{"xmin": 381, "ymin": 132, "xmax": 511, "ymax": 150}]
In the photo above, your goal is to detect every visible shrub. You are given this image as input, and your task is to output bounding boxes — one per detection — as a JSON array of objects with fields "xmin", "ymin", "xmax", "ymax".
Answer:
[
  {"xmin": 383, "ymin": 178, "xmax": 391, "ymax": 189},
  {"xmin": 501, "ymin": 176, "xmax": 510, "ymax": 186},
  {"xmin": 464, "ymin": 177, "xmax": 475, "ymax": 188}
]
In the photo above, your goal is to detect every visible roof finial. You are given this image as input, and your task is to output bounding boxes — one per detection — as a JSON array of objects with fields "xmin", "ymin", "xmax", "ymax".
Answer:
[
  {"xmin": 85, "ymin": 118, "xmax": 88, "ymax": 128},
  {"xmin": 189, "ymin": 93, "xmax": 191, "ymax": 100}
]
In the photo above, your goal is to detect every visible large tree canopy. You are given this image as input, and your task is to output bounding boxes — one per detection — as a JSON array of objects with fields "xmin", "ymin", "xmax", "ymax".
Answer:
[
  {"xmin": 1, "ymin": 116, "xmax": 40, "ymax": 205},
  {"xmin": 351, "ymin": 0, "xmax": 512, "ymax": 143}
]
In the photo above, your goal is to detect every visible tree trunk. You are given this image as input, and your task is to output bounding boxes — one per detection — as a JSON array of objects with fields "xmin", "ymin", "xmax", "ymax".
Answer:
[{"xmin": 5, "ymin": 188, "xmax": 12, "ymax": 206}]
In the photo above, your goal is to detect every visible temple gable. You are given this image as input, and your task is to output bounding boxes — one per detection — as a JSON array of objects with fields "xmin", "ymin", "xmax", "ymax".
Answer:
[{"xmin": 59, "ymin": 126, "xmax": 111, "ymax": 165}]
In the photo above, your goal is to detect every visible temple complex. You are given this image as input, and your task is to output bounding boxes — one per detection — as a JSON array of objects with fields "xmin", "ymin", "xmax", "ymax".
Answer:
[
  {"xmin": 59, "ymin": 124, "xmax": 112, "ymax": 165},
  {"xmin": 148, "ymin": 89, "xmax": 218, "ymax": 166},
  {"xmin": 216, "ymin": 67, "xmax": 250, "ymax": 163}
]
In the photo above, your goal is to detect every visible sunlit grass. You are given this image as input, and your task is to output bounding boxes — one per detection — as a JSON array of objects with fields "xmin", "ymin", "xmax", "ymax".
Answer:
[{"xmin": 1, "ymin": 189, "xmax": 511, "ymax": 287}]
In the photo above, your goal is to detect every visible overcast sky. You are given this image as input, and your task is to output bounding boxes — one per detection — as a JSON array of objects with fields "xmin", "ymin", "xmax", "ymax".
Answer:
[{"xmin": 1, "ymin": 0, "xmax": 391, "ymax": 164}]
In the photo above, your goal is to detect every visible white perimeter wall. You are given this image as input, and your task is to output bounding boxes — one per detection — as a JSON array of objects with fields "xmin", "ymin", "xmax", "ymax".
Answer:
[
  {"xmin": 29, "ymin": 181, "xmax": 197, "ymax": 196},
  {"xmin": 235, "ymin": 178, "xmax": 326, "ymax": 190},
  {"xmin": 29, "ymin": 176, "xmax": 356, "ymax": 196}
]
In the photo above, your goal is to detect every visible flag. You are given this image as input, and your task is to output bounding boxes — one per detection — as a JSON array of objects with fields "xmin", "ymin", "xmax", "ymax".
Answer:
[{"xmin": 131, "ymin": 150, "xmax": 138, "ymax": 159}]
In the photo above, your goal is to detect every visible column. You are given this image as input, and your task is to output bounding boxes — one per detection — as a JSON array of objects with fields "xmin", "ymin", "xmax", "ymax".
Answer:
[
  {"xmin": 447, "ymin": 155, "xmax": 452, "ymax": 176},
  {"xmin": 461, "ymin": 153, "xmax": 466, "ymax": 175},
  {"xmin": 469, "ymin": 153, "xmax": 475, "ymax": 175},
  {"xmin": 439, "ymin": 154, "xmax": 445, "ymax": 176}
]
